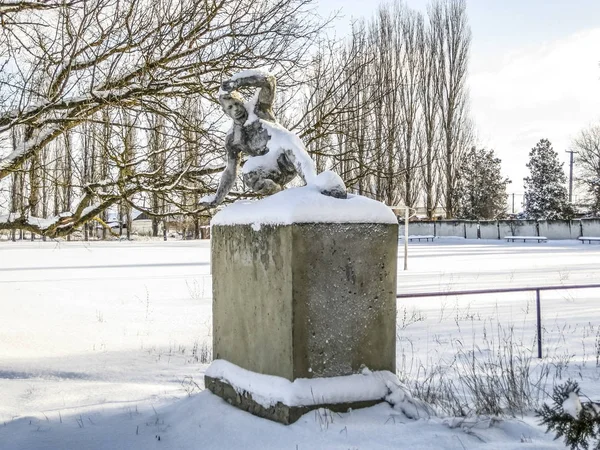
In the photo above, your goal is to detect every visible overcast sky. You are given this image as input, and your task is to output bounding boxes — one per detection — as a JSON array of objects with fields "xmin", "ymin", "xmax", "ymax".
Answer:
[{"xmin": 318, "ymin": 0, "xmax": 600, "ymax": 205}]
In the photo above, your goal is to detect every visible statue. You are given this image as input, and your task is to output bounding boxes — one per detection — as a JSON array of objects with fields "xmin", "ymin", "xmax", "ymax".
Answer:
[{"xmin": 199, "ymin": 70, "xmax": 347, "ymax": 207}]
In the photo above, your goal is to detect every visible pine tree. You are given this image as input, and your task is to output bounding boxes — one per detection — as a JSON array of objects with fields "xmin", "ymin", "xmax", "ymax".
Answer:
[
  {"xmin": 536, "ymin": 380, "xmax": 600, "ymax": 450},
  {"xmin": 524, "ymin": 139, "xmax": 573, "ymax": 219},
  {"xmin": 456, "ymin": 147, "xmax": 510, "ymax": 220}
]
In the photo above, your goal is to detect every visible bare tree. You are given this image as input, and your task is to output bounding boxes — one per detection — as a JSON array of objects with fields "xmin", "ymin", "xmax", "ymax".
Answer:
[
  {"xmin": 0, "ymin": 0, "xmax": 477, "ymax": 236},
  {"xmin": 0, "ymin": 0, "xmax": 326, "ymax": 237},
  {"xmin": 573, "ymin": 123, "xmax": 600, "ymax": 214},
  {"xmin": 417, "ymin": 9, "xmax": 442, "ymax": 219},
  {"xmin": 291, "ymin": 0, "xmax": 475, "ymax": 218},
  {"xmin": 429, "ymin": 0, "xmax": 472, "ymax": 218},
  {"xmin": 146, "ymin": 113, "xmax": 167, "ymax": 237},
  {"xmin": 295, "ymin": 22, "xmax": 377, "ymax": 194},
  {"xmin": 397, "ymin": 6, "xmax": 424, "ymax": 208}
]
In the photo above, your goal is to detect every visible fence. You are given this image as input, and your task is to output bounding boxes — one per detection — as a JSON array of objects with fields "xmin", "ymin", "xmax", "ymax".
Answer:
[
  {"xmin": 396, "ymin": 283, "xmax": 600, "ymax": 358},
  {"xmin": 400, "ymin": 218, "xmax": 600, "ymax": 240}
]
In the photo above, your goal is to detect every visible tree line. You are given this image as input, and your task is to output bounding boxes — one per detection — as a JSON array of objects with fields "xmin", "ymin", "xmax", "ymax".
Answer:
[
  {"xmin": 298, "ymin": 0, "xmax": 475, "ymax": 219},
  {"xmin": 0, "ymin": 0, "xmax": 324, "ymax": 238},
  {"xmin": 520, "ymin": 130, "xmax": 600, "ymax": 221},
  {"xmin": 0, "ymin": 0, "xmax": 513, "ymax": 240}
]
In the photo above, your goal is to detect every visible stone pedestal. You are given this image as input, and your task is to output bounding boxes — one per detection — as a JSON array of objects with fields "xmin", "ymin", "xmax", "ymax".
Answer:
[
  {"xmin": 211, "ymin": 222, "xmax": 398, "ymax": 381},
  {"xmin": 205, "ymin": 188, "xmax": 398, "ymax": 423},
  {"xmin": 207, "ymin": 220, "xmax": 397, "ymax": 422}
]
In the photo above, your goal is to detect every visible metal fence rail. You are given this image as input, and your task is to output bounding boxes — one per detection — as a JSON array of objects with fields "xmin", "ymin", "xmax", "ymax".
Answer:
[{"xmin": 396, "ymin": 283, "xmax": 600, "ymax": 358}]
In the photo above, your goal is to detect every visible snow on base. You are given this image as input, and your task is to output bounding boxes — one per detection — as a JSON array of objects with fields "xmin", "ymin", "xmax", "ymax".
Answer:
[
  {"xmin": 206, "ymin": 360, "xmax": 398, "ymax": 408},
  {"xmin": 211, "ymin": 186, "xmax": 397, "ymax": 227}
]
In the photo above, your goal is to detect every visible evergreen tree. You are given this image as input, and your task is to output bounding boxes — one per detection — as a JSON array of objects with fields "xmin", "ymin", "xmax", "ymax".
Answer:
[
  {"xmin": 524, "ymin": 139, "xmax": 573, "ymax": 219},
  {"xmin": 456, "ymin": 147, "xmax": 510, "ymax": 220},
  {"xmin": 537, "ymin": 380, "xmax": 600, "ymax": 450}
]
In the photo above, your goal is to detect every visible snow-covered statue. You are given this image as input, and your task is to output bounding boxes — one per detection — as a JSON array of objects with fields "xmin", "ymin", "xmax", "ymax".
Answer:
[{"xmin": 199, "ymin": 70, "xmax": 347, "ymax": 207}]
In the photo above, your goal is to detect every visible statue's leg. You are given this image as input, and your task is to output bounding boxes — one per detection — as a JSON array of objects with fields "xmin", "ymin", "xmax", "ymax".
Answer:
[
  {"xmin": 255, "ymin": 179, "xmax": 283, "ymax": 195},
  {"xmin": 243, "ymin": 170, "xmax": 284, "ymax": 195},
  {"xmin": 280, "ymin": 147, "xmax": 317, "ymax": 184},
  {"xmin": 276, "ymin": 151, "xmax": 298, "ymax": 185},
  {"xmin": 277, "ymin": 151, "xmax": 297, "ymax": 176},
  {"xmin": 280, "ymin": 149, "xmax": 347, "ymax": 199}
]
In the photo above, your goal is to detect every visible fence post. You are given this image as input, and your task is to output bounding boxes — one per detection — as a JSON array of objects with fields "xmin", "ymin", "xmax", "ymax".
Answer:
[{"xmin": 536, "ymin": 289, "xmax": 542, "ymax": 358}]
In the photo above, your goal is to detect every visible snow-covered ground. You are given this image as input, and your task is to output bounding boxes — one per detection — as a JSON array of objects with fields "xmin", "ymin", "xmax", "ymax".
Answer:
[{"xmin": 1, "ymin": 238, "xmax": 599, "ymax": 449}]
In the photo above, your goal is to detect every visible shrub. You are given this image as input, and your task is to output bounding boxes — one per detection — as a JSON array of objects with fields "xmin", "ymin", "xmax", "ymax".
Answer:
[{"xmin": 537, "ymin": 380, "xmax": 600, "ymax": 450}]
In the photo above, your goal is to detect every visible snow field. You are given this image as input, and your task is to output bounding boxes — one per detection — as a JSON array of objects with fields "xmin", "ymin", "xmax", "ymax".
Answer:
[
  {"xmin": 0, "ymin": 240, "xmax": 213, "ymax": 422},
  {"xmin": 1, "ymin": 238, "xmax": 599, "ymax": 449},
  {"xmin": 397, "ymin": 289, "xmax": 600, "ymax": 417}
]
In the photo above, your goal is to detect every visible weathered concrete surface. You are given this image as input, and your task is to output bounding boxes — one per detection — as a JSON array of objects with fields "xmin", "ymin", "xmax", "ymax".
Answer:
[
  {"xmin": 464, "ymin": 221, "xmax": 479, "ymax": 239},
  {"xmin": 211, "ymin": 225, "xmax": 294, "ymax": 379},
  {"xmin": 205, "ymin": 376, "xmax": 383, "ymax": 424},
  {"xmin": 436, "ymin": 220, "xmax": 465, "ymax": 238},
  {"xmin": 211, "ymin": 222, "xmax": 398, "ymax": 381},
  {"xmin": 479, "ymin": 220, "xmax": 499, "ymax": 239},
  {"xmin": 538, "ymin": 220, "xmax": 581, "ymax": 240},
  {"xmin": 581, "ymin": 219, "xmax": 600, "ymax": 237},
  {"xmin": 498, "ymin": 219, "xmax": 538, "ymax": 237},
  {"xmin": 400, "ymin": 221, "xmax": 435, "ymax": 237},
  {"xmin": 291, "ymin": 223, "xmax": 397, "ymax": 378}
]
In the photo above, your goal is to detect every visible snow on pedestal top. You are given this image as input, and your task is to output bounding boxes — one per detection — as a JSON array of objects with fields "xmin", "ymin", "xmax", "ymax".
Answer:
[{"xmin": 211, "ymin": 185, "xmax": 398, "ymax": 227}]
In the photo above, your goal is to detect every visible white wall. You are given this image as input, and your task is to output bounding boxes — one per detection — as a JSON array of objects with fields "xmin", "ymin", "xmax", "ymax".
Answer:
[
  {"xmin": 581, "ymin": 219, "xmax": 600, "ymax": 236},
  {"xmin": 479, "ymin": 221, "xmax": 499, "ymax": 240},
  {"xmin": 465, "ymin": 222, "xmax": 479, "ymax": 239},
  {"xmin": 498, "ymin": 220, "xmax": 537, "ymax": 237},
  {"xmin": 538, "ymin": 220, "xmax": 581, "ymax": 240},
  {"xmin": 399, "ymin": 219, "xmax": 591, "ymax": 240},
  {"xmin": 436, "ymin": 221, "xmax": 465, "ymax": 238},
  {"xmin": 405, "ymin": 221, "xmax": 435, "ymax": 237}
]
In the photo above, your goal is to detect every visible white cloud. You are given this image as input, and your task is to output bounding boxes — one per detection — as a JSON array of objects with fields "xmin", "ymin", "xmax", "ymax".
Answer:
[{"xmin": 469, "ymin": 28, "xmax": 600, "ymax": 195}]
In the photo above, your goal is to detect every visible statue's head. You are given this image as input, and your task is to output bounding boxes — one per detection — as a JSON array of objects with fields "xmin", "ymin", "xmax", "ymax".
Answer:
[{"xmin": 219, "ymin": 92, "xmax": 248, "ymax": 123}]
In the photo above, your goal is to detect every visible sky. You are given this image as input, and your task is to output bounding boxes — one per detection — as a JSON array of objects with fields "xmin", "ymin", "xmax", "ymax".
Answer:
[{"xmin": 318, "ymin": 0, "xmax": 600, "ymax": 207}]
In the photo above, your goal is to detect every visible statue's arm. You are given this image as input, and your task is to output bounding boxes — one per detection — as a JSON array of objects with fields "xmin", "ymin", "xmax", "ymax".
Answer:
[
  {"xmin": 221, "ymin": 72, "xmax": 276, "ymax": 119},
  {"xmin": 200, "ymin": 142, "xmax": 240, "ymax": 207}
]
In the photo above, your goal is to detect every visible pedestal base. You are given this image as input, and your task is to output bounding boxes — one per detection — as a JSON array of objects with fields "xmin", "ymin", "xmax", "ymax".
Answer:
[
  {"xmin": 204, "ymin": 360, "xmax": 398, "ymax": 424},
  {"xmin": 205, "ymin": 376, "xmax": 383, "ymax": 425}
]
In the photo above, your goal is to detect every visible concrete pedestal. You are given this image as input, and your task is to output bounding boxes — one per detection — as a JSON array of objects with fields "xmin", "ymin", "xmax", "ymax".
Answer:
[
  {"xmin": 207, "ymin": 220, "xmax": 398, "ymax": 422},
  {"xmin": 204, "ymin": 376, "xmax": 383, "ymax": 425}
]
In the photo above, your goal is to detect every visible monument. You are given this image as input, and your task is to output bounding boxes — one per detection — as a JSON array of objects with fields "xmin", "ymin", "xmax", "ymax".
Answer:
[
  {"xmin": 203, "ymin": 70, "xmax": 400, "ymax": 424},
  {"xmin": 199, "ymin": 69, "xmax": 347, "ymax": 208}
]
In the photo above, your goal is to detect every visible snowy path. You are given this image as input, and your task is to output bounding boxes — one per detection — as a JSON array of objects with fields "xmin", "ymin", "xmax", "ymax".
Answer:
[{"xmin": 1, "ymin": 238, "xmax": 598, "ymax": 449}]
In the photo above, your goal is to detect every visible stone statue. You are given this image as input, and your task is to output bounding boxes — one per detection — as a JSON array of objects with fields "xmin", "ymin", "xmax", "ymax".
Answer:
[{"xmin": 199, "ymin": 70, "xmax": 346, "ymax": 207}]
